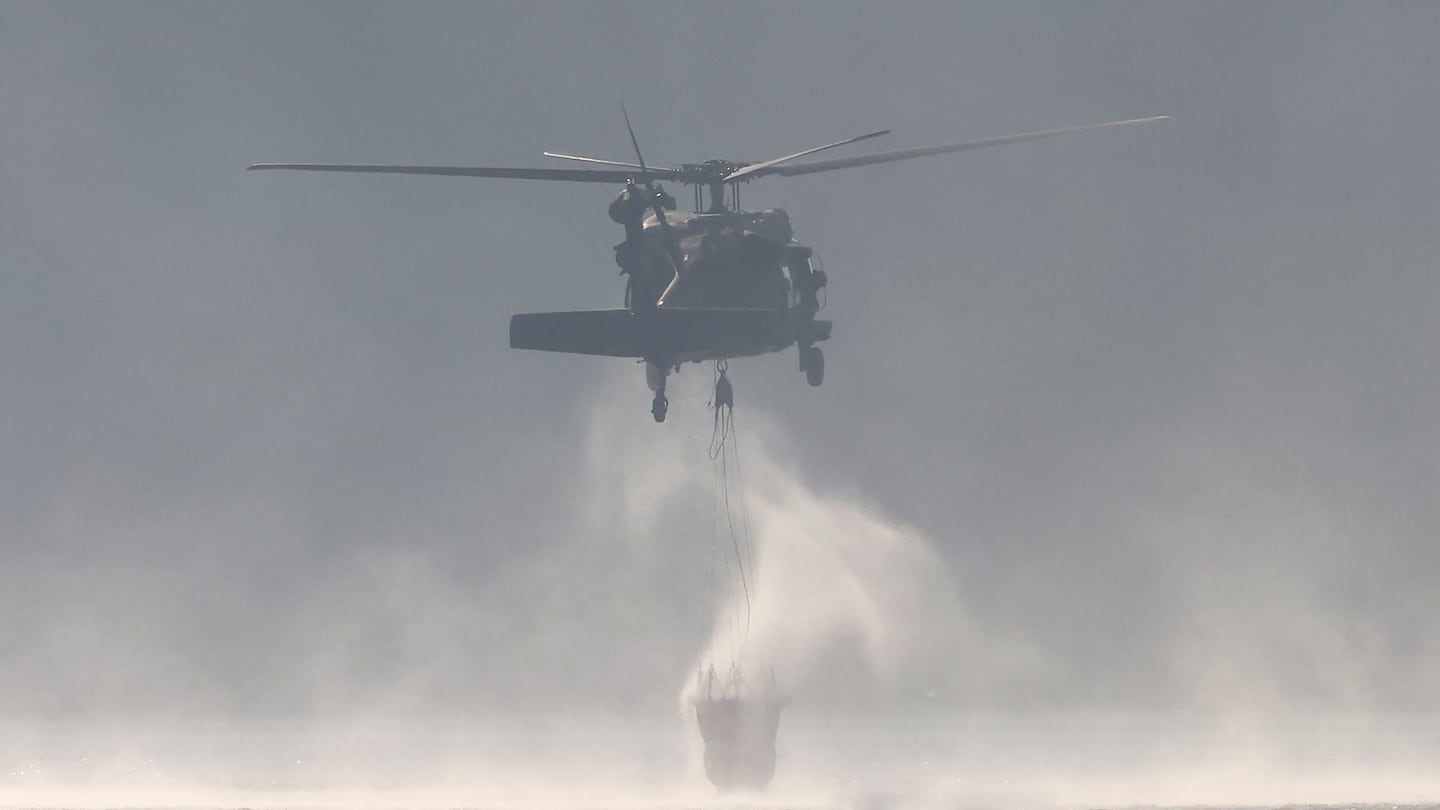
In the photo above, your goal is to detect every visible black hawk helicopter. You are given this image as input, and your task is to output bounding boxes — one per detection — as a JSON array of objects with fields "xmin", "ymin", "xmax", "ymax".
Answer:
[{"xmin": 250, "ymin": 112, "xmax": 1166, "ymax": 421}]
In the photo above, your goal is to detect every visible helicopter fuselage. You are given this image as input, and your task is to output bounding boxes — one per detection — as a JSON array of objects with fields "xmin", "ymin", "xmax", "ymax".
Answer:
[
  {"xmin": 506, "ymin": 204, "xmax": 830, "ymax": 420},
  {"xmin": 510, "ymin": 206, "xmax": 829, "ymax": 365},
  {"xmin": 620, "ymin": 207, "xmax": 829, "ymax": 363}
]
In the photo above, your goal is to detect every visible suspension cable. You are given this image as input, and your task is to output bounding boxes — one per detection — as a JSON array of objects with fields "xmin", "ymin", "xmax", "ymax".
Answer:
[{"xmin": 707, "ymin": 359, "xmax": 751, "ymax": 638}]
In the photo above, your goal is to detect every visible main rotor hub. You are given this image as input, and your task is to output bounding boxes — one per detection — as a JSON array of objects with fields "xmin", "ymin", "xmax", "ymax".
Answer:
[
  {"xmin": 674, "ymin": 161, "xmax": 751, "ymax": 212},
  {"xmin": 676, "ymin": 160, "xmax": 746, "ymax": 185}
]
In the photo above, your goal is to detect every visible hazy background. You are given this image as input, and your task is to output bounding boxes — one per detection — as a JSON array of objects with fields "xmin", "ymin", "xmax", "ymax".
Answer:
[{"xmin": 2, "ymin": 1, "xmax": 1439, "ymax": 801}]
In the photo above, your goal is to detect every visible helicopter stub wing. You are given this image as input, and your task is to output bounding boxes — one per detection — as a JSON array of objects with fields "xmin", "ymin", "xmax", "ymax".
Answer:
[
  {"xmin": 510, "ymin": 307, "xmax": 787, "ymax": 362},
  {"xmin": 246, "ymin": 163, "xmax": 679, "ymax": 184}
]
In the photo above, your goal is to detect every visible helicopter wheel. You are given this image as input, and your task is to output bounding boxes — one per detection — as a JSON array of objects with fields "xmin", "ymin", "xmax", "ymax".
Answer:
[
  {"xmin": 651, "ymin": 390, "xmax": 669, "ymax": 422},
  {"xmin": 803, "ymin": 346, "xmax": 825, "ymax": 387}
]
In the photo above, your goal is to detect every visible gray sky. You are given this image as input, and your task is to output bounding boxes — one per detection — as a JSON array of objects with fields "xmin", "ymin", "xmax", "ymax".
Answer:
[{"xmin": 1, "ymin": 2, "xmax": 1438, "ymax": 723}]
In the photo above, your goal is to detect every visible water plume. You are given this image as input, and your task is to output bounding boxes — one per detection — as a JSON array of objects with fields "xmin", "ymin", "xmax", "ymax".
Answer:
[{"xmin": 576, "ymin": 371, "xmax": 1009, "ymax": 708}]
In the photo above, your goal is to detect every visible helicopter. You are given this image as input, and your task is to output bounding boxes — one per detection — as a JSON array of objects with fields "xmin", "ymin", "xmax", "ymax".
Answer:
[{"xmin": 249, "ymin": 112, "xmax": 1166, "ymax": 422}]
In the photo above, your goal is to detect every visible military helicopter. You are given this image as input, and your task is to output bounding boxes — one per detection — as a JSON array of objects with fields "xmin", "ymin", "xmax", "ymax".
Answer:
[{"xmin": 249, "ymin": 112, "xmax": 1166, "ymax": 421}]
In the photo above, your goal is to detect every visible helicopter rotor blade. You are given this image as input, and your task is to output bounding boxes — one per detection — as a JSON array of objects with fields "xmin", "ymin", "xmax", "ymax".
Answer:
[
  {"xmin": 245, "ymin": 163, "xmax": 678, "ymax": 184},
  {"xmin": 621, "ymin": 102, "xmax": 651, "ymax": 176},
  {"xmin": 755, "ymin": 115, "xmax": 1170, "ymax": 179},
  {"xmin": 722, "ymin": 129, "xmax": 892, "ymax": 183},
  {"xmin": 618, "ymin": 103, "xmax": 687, "ymax": 308},
  {"xmin": 542, "ymin": 152, "xmax": 676, "ymax": 172}
]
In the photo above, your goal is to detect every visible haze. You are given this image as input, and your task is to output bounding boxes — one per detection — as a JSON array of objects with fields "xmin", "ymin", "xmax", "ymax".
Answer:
[{"xmin": 2, "ymin": 2, "xmax": 1438, "ymax": 806}]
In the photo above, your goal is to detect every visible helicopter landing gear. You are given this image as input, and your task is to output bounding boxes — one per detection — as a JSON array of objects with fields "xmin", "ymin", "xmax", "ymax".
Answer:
[{"xmin": 800, "ymin": 345, "xmax": 825, "ymax": 387}]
